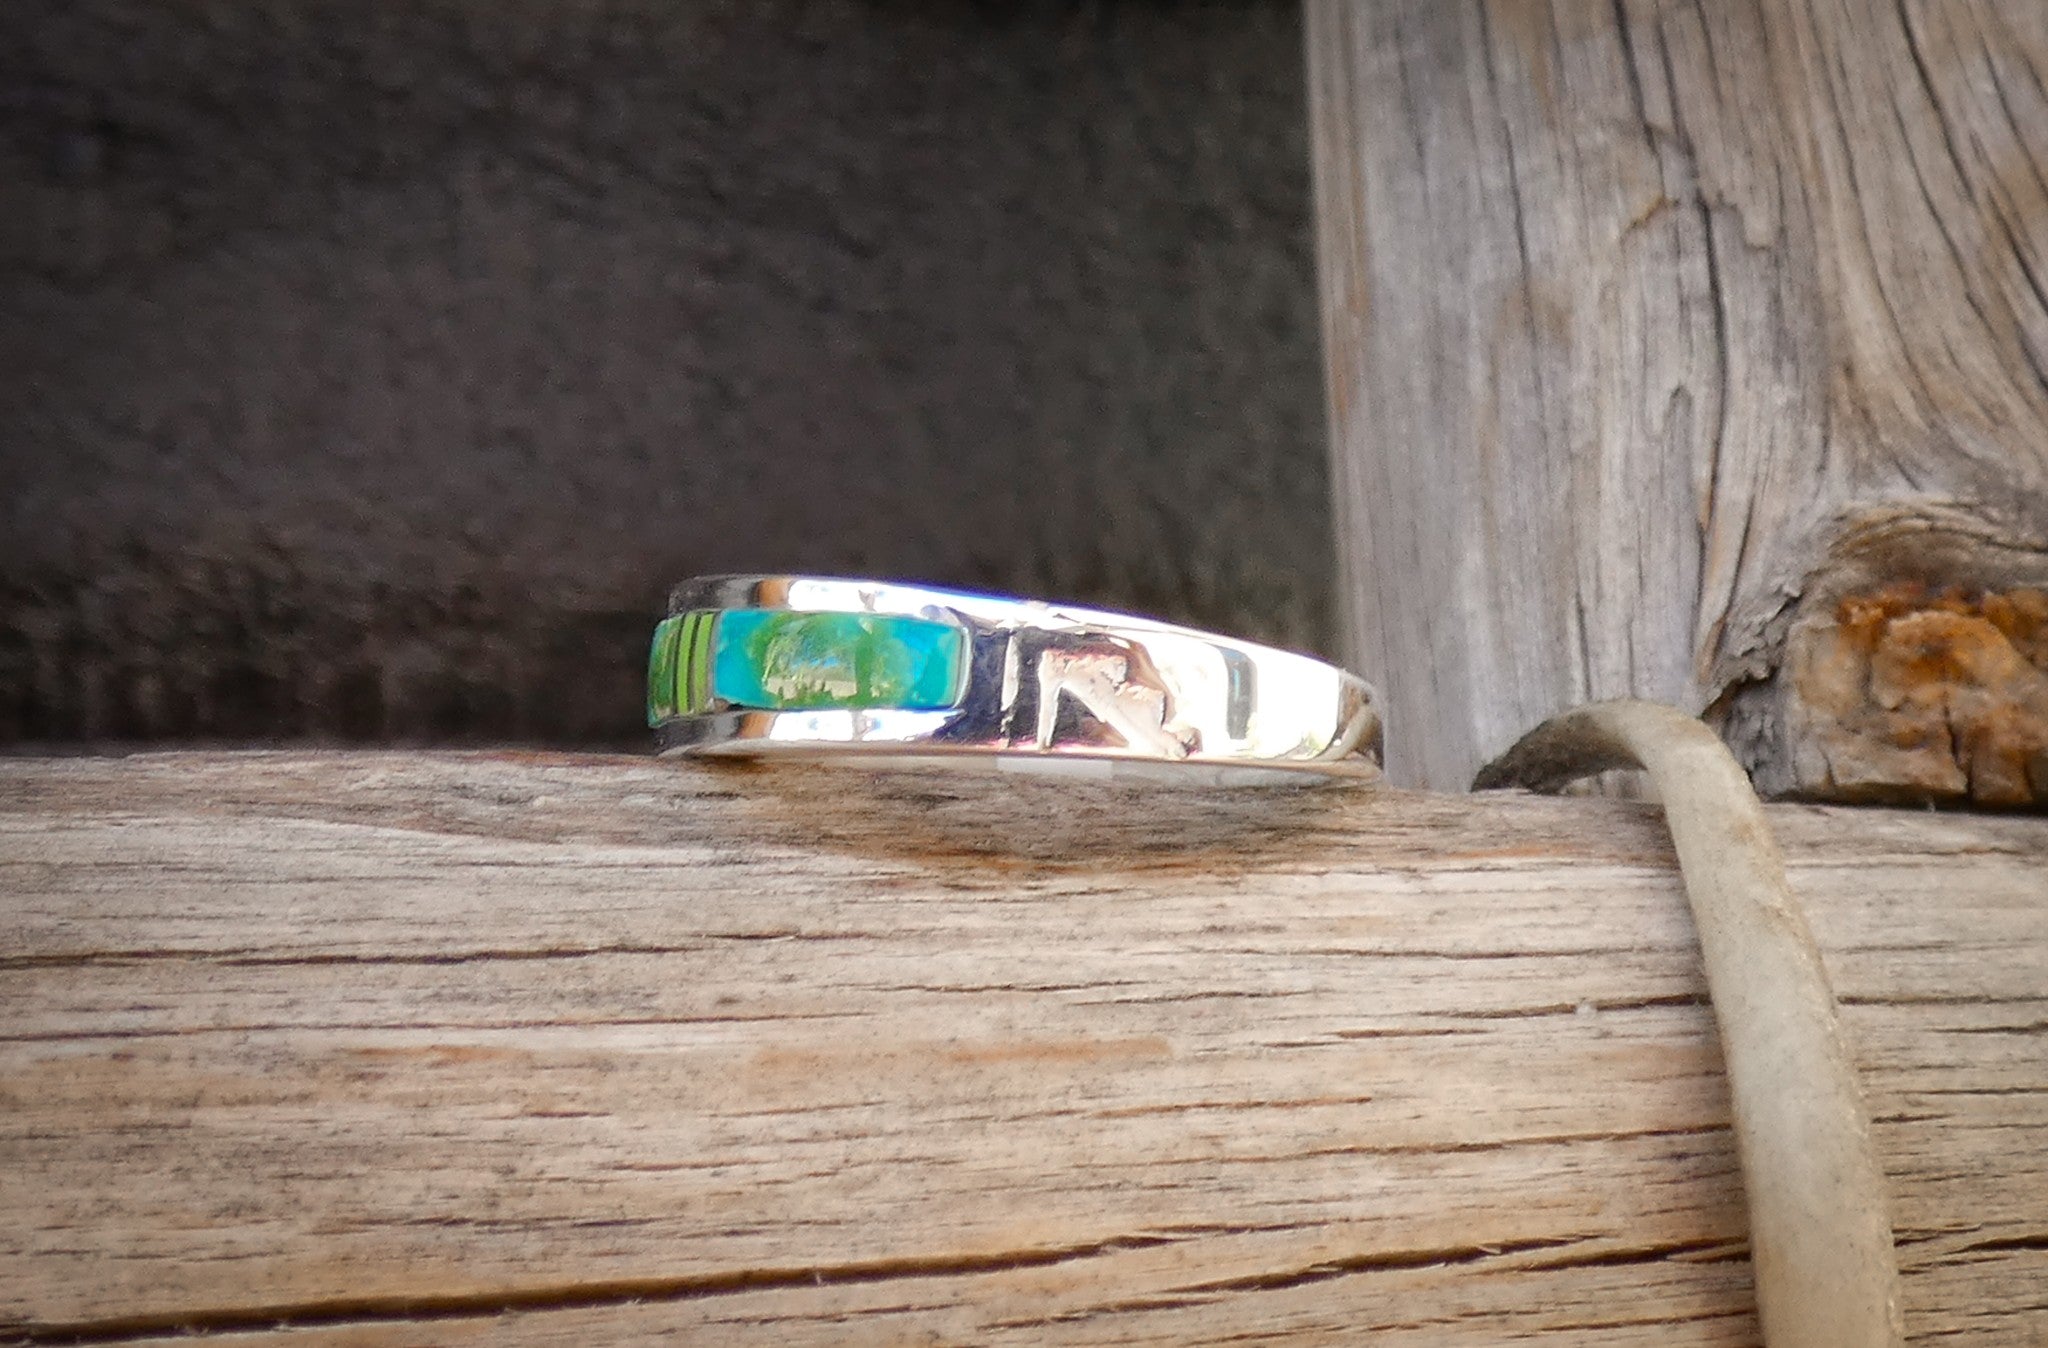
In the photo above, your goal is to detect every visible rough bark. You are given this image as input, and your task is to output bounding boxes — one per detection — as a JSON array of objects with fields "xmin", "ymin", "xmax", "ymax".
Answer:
[
  {"xmin": 3, "ymin": 751, "xmax": 2044, "ymax": 1343},
  {"xmin": 1309, "ymin": 0, "xmax": 2048, "ymax": 801}
]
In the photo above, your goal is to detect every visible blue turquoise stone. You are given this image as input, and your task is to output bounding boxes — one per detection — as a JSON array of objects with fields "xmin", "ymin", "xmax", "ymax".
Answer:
[{"xmin": 711, "ymin": 610, "xmax": 965, "ymax": 711}]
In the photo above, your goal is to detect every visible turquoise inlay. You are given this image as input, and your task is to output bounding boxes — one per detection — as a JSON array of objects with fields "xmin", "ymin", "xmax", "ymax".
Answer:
[
  {"xmin": 646, "ymin": 616, "xmax": 686, "ymax": 725},
  {"xmin": 711, "ymin": 610, "xmax": 965, "ymax": 711}
]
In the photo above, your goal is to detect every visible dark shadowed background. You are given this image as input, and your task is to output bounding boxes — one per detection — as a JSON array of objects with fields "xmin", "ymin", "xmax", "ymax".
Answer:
[{"xmin": 1, "ymin": 0, "xmax": 1328, "ymax": 747}]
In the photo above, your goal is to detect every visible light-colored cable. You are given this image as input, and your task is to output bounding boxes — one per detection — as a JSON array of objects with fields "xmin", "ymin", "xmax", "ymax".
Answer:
[{"xmin": 1473, "ymin": 699, "xmax": 1902, "ymax": 1347}]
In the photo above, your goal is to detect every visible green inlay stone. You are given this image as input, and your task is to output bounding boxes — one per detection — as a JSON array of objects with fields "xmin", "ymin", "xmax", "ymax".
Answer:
[
  {"xmin": 645, "ymin": 615, "xmax": 686, "ymax": 725},
  {"xmin": 685, "ymin": 609, "xmax": 716, "ymax": 711},
  {"xmin": 712, "ymin": 610, "xmax": 965, "ymax": 711}
]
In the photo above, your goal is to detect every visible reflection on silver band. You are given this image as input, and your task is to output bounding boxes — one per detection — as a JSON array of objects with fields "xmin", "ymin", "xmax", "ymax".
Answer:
[{"xmin": 652, "ymin": 575, "xmax": 1384, "ymax": 783}]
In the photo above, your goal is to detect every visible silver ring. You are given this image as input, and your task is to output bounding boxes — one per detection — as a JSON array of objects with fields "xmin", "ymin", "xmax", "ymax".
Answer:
[{"xmin": 648, "ymin": 575, "xmax": 1383, "ymax": 783}]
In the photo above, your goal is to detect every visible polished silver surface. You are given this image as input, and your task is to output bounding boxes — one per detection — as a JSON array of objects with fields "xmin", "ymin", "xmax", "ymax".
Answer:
[{"xmin": 654, "ymin": 575, "xmax": 1383, "ymax": 782}]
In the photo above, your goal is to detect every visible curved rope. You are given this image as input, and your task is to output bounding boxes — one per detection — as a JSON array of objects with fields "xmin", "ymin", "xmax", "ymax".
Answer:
[{"xmin": 1475, "ymin": 699, "xmax": 1902, "ymax": 1347}]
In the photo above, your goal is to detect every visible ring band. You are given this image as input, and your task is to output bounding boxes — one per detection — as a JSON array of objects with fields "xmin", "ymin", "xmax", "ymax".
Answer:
[{"xmin": 648, "ymin": 575, "xmax": 1384, "ymax": 782}]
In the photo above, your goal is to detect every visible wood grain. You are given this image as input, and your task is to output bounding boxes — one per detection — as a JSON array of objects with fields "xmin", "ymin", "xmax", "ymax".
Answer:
[
  {"xmin": 1309, "ymin": 0, "xmax": 2048, "ymax": 797},
  {"xmin": 2, "ymin": 750, "xmax": 2044, "ymax": 1344}
]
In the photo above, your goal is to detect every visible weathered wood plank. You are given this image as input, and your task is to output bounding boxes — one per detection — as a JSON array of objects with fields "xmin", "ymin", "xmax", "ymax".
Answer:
[
  {"xmin": 1, "ymin": 751, "xmax": 2044, "ymax": 1343},
  {"xmin": 1309, "ymin": 0, "xmax": 2048, "ymax": 798}
]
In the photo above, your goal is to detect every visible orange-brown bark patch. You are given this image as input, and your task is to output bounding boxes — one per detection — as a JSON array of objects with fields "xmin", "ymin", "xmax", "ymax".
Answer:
[{"xmin": 1792, "ymin": 583, "xmax": 2048, "ymax": 806}]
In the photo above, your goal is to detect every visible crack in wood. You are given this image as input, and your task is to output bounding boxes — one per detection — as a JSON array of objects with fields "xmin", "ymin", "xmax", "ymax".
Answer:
[
  {"xmin": 1166, "ymin": 1235, "xmax": 1586, "ymax": 1296},
  {"xmin": 1950, "ymin": 1232, "xmax": 2048, "ymax": 1256},
  {"xmin": 1516, "ymin": 1235, "xmax": 1747, "ymax": 1273},
  {"xmin": 8, "ymin": 1236, "xmax": 1184, "ymax": 1345}
]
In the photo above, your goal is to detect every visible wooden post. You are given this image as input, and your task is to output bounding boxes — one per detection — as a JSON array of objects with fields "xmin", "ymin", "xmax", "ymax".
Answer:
[
  {"xmin": 4, "ymin": 752, "xmax": 2045, "ymax": 1342},
  {"xmin": 1309, "ymin": 0, "xmax": 2048, "ymax": 800}
]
